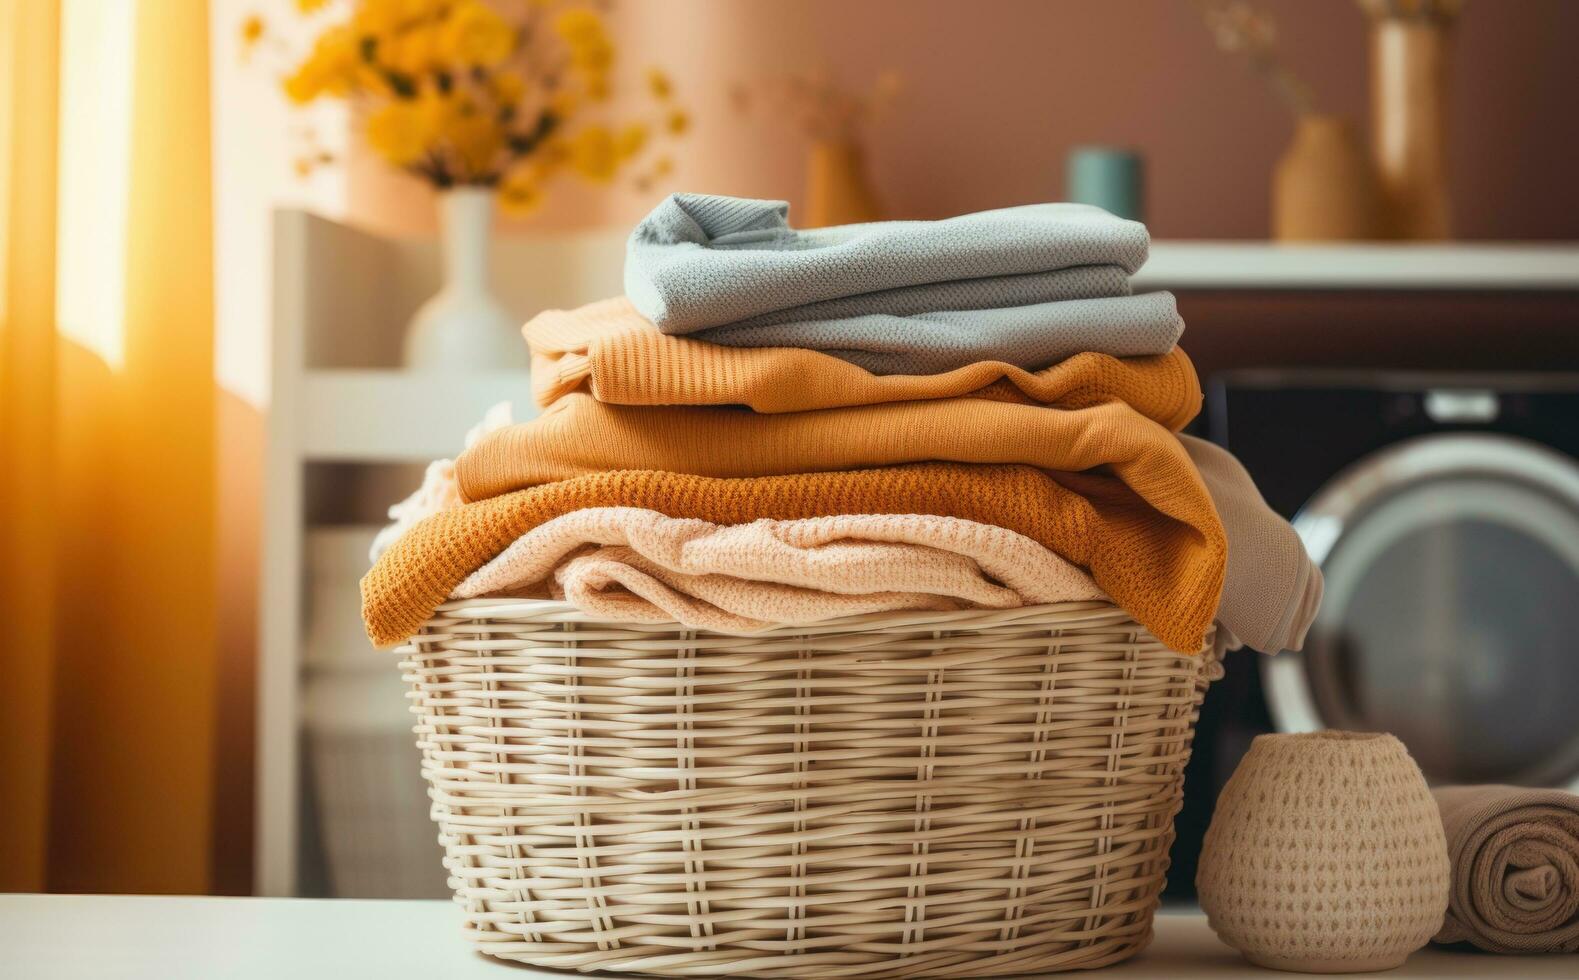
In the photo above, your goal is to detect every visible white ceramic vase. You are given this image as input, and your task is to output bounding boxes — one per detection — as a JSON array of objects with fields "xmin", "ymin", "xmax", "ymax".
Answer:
[{"xmin": 402, "ymin": 187, "xmax": 528, "ymax": 371}]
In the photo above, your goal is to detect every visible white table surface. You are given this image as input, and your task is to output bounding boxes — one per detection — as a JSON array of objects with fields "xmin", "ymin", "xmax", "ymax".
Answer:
[{"xmin": 0, "ymin": 895, "xmax": 1569, "ymax": 979}]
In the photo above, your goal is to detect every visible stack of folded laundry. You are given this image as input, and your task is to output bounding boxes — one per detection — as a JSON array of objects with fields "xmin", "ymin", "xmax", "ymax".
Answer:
[{"xmin": 362, "ymin": 193, "xmax": 1321, "ymax": 657}]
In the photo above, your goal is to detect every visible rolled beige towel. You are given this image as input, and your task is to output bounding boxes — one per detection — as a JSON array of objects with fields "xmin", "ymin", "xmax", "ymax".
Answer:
[{"xmin": 1433, "ymin": 785, "xmax": 1579, "ymax": 953}]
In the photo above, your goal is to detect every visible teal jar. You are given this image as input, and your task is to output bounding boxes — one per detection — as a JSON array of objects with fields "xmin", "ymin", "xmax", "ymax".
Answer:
[{"xmin": 1066, "ymin": 147, "xmax": 1144, "ymax": 221}]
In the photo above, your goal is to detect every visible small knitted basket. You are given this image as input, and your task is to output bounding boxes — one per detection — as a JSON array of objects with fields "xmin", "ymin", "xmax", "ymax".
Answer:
[
  {"xmin": 1196, "ymin": 731, "xmax": 1451, "ymax": 974},
  {"xmin": 398, "ymin": 598, "xmax": 1220, "ymax": 978}
]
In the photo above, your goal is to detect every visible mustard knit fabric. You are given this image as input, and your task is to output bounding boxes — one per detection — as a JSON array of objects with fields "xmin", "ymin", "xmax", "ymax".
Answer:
[
  {"xmin": 456, "ymin": 394, "xmax": 1212, "ymax": 502},
  {"xmin": 360, "ymin": 464, "xmax": 1227, "ymax": 653},
  {"xmin": 524, "ymin": 297, "xmax": 1201, "ymax": 425}
]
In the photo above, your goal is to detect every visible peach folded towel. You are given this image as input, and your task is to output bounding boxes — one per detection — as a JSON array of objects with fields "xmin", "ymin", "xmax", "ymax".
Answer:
[
  {"xmin": 360, "ymin": 463, "xmax": 1226, "ymax": 652},
  {"xmin": 1433, "ymin": 785, "xmax": 1579, "ymax": 954},
  {"xmin": 523, "ymin": 296, "xmax": 1201, "ymax": 425},
  {"xmin": 548, "ymin": 548, "xmax": 979, "ymax": 631},
  {"xmin": 457, "ymin": 509, "xmax": 1105, "ymax": 616}
]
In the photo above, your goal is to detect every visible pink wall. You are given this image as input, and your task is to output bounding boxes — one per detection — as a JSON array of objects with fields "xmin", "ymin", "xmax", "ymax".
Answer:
[{"xmin": 350, "ymin": 0, "xmax": 1579, "ymax": 240}]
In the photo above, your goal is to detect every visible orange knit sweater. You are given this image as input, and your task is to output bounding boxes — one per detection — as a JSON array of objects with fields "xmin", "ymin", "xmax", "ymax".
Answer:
[
  {"xmin": 456, "ymin": 393, "xmax": 1211, "ymax": 503},
  {"xmin": 361, "ymin": 463, "xmax": 1226, "ymax": 653},
  {"xmin": 525, "ymin": 297, "xmax": 1201, "ymax": 423}
]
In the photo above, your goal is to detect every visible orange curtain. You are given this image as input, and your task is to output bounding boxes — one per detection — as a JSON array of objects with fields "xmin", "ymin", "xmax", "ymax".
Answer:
[
  {"xmin": 0, "ymin": 0, "xmax": 62, "ymax": 894},
  {"xmin": 0, "ymin": 0, "xmax": 220, "ymax": 894}
]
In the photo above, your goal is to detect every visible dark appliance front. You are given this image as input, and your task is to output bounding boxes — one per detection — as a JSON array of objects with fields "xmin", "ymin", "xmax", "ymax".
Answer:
[{"xmin": 1169, "ymin": 372, "xmax": 1579, "ymax": 900}]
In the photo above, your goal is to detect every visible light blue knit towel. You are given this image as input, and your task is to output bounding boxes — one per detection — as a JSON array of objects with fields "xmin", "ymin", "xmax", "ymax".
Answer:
[
  {"xmin": 626, "ymin": 193, "xmax": 1151, "ymax": 331},
  {"xmin": 704, "ymin": 291, "xmax": 1184, "ymax": 376}
]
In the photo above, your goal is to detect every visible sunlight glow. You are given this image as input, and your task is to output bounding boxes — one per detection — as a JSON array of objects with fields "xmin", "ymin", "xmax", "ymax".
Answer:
[{"xmin": 55, "ymin": 0, "xmax": 136, "ymax": 369}]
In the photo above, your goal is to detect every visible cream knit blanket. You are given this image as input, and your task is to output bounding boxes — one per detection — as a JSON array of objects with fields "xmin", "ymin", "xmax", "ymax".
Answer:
[
  {"xmin": 550, "ymin": 549, "xmax": 986, "ymax": 631},
  {"xmin": 457, "ymin": 510, "xmax": 1105, "ymax": 632}
]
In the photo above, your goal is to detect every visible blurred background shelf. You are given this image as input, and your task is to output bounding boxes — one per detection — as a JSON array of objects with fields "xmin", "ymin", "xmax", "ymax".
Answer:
[
  {"xmin": 260, "ymin": 210, "xmax": 558, "ymax": 898},
  {"xmin": 299, "ymin": 371, "xmax": 532, "ymax": 462},
  {"xmin": 1135, "ymin": 242, "xmax": 1579, "ymax": 292}
]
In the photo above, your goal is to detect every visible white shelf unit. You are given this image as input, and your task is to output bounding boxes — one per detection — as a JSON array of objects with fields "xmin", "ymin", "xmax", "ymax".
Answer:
[
  {"xmin": 1132, "ymin": 241, "xmax": 1579, "ymax": 292},
  {"xmin": 299, "ymin": 371, "xmax": 534, "ymax": 462},
  {"xmin": 258, "ymin": 211, "xmax": 621, "ymax": 896},
  {"xmin": 257, "ymin": 216, "xmax": 1579, "ymax": 896}
]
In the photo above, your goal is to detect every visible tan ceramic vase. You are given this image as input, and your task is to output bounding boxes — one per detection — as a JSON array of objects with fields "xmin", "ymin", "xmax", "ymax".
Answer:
[
  {"xmin": 1370, "ymin": 16, "xmax": 1454, "ymax": 239},
  {"xmin": 804, "ymin": 140, "xmax": 883, "ymax": 228},
  {"xmin": 1197, "ymin": 732, "xmax": 1450, "ymax": 973},
  {"xmin": 1272, "ymin": 115, "xmax": 1381, "ymax": 241}
]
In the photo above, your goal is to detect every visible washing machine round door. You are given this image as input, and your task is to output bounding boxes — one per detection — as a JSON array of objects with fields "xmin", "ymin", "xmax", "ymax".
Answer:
[{"xmin": 1264, "ymin": 432, "xmax": 1579, "ymax": 790}]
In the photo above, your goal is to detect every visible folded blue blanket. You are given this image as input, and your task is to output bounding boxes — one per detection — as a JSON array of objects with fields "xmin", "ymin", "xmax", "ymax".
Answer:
[
  {"xmin": 703, "ymin": 291, "xmax": 1184, "ymax": 375},
  {"xmin": 625, "ymin": 194, "xmax": 1152, "ymax": 335}
]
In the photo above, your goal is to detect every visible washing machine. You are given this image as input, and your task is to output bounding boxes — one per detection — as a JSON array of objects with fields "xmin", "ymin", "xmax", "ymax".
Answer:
[{"xmin": 1168, "ymin": 370, "xmax": 1579, "ymax": 898}]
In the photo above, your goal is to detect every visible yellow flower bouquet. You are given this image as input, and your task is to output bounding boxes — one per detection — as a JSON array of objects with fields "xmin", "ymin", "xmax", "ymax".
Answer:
[{"xmin": 274, "ymin": 0, "xmax": 682, "ymax": 214}]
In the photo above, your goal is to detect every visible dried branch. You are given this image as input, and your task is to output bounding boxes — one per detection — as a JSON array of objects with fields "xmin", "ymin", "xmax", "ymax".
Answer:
[
  {"xmin": 734, "ymin": 68, "xmax": 902, "ymax": 143},
  {"xmin": 1196, "ymin": 1, "xmax": 1316, "ymax": 116}
]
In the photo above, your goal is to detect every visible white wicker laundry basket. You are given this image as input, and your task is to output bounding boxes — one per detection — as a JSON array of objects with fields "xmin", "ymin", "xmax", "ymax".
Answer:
[{"xmin": 397, "ymin": 598, "xmax": 1220, "ymax": 977}]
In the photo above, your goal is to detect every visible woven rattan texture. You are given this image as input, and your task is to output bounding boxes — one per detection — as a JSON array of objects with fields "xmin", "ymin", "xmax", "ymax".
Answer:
[
  {"xmin": 399, "ymin": 599, "xmax": 1218, "ymax": 977},
  {"xmin": 1196, "ymin": 731, "xmax": 1450, "ymax": 972}
]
